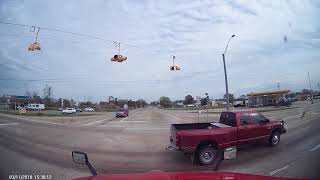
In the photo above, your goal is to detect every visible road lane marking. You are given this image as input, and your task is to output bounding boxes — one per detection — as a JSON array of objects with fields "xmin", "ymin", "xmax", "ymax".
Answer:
[
  {"xmin": 309, "ymin": 144, "xmax": 320, "ymax": 152},
  {"xmin": 22, "ymin": 118, "xmax": 61, "ymax": 125},
  {"xmin": 269, "ymin": 162, "xmax": 294, "ymax": 176},
  {"xmin": 0, "ymin": 123, "xmax": 20, "ymax": 126},
  {"xmin": 157, "ymin": 111, "xmax": 189, "ymax": 123},
  {"xmin": 82, "ymin": 117, "xmax": 114, "ymax": 126},
  {"xmin": 120, "ymin": 110, "xmax": 141, "ymax": 122},
  {"xmin": 108, "ymin": 121, "xmax": 148, "ymax": 123},
  {"xmin": 0, "ymin": 114, "xmax": 62, "ymax": 125},
  {"xmin": 71, "ymin": 118, "xmax": 103, "ymax": 125},
  {"xmin": 126, "ymin": 127, "xmax": 168, "ymax": 131}
]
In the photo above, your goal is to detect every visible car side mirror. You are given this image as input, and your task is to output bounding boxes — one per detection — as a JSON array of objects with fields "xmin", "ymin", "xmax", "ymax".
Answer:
[
  {"xmin": 72, "ymin": 151, "xmax": 88, "ymax": 165},
  {"xmin": 72, "ymin": 151, "xmax": 97, "ymax": 176}
]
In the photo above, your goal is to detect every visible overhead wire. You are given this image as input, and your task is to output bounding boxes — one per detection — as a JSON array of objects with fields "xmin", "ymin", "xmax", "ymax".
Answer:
[{"xmin": 0, "ymin": 21, "xmax": 173, "ymax": 56}]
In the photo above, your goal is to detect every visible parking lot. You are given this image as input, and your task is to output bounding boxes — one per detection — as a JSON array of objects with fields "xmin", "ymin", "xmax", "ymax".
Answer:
[{"xmin": 0, "ymin": 100, "xmax": 320, "ymax": 180}]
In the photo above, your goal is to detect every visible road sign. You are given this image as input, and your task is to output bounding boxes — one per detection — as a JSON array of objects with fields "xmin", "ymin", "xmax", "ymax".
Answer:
[{"xmin": 19, "ymin": 107, "xmax": 26, "ymax": 114}]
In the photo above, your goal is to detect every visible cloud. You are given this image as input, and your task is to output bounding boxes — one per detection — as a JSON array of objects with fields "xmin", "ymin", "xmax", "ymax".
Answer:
[{"xmin": 0, "ymin": 0, "xmax": 319, "ymax": 101}]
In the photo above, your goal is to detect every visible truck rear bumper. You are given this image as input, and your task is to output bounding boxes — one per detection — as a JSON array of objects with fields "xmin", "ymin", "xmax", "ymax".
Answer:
[{"xmin": 166, "ymin": 145, "xmax": 178, "ymax": 151}]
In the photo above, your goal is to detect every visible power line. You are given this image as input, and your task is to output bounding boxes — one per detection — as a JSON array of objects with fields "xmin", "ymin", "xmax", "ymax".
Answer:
[
  {"xmin": 0, "ymin": 72, "xmax": 302, "ymax": 83},
  {"xmin": 0, "ymin": 21, "xmax": 172, "ymax": 56}
]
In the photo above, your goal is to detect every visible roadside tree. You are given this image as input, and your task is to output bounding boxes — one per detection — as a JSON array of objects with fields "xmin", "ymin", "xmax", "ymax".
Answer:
[
  {"xmin": 223, "ymin": 93, "xmax": 235, "ymax": 104},
  {"xmin": 159, "ymin": 96, "xmax": 171, "ymax": 108},
  {"xmin": 184, "ymin": 95, "xmax": 194, "ymax": 105}
]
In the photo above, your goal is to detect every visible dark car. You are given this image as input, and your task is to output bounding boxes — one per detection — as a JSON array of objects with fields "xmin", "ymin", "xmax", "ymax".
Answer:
[
  {"xmin": 276, "ymin": 100, "xmax": 292, "ymax": 107},
  {"xmin": 76, "ymin": 108, "xmax": 82, "ymax": 112},
  {"xmin": 116, "ymin": 108, "xmax": 129, "ymax": 117}
]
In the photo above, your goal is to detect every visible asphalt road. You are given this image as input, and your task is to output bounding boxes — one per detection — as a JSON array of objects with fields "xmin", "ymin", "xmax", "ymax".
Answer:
[{"xmin": 0, "ymin": 100, "xmax": 319, "ymax": 180}]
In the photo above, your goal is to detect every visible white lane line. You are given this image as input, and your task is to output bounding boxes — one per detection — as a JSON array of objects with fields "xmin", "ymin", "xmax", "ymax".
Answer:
[
  {"xmin": 21, "ymin": 118, "xmax": 61, "ymax": 125},
  {"xmin": 0, "ymin": 123, "xmax": 20, "ymax": 126},
  {"xmin": 120, "ymin": 110, "xmax": 141, "ymax": 122},
  {"xmin": 158, "ymin": 111, "xmax": 189, "ymax": 123},
  {"xmin": 309, "ymin": 144, "xmax": 320, "ymax": 152},
  {"xmin": 108, "ymin": 121, "xmax": 148, "ymax": 123},
  {"xmin": 0, "ymin": 114, "xmax": 62, "ymax": 125},
  {"xmin": 72, "ymin": 115, "xmax": 114, "ymax": 125},
  {"xmin": 82, "ymin": 117, "xmax": 114, "ymax": 126},
  {"xmin": 71, "ymin": 118, "xmax": 102, "ymax": 125},
  {"xmin": 269, "ymin": 162, "xmax": 294, "ymax": 176},
  {"xmin": 126, "ymin": 128, "xmax": 168, "ymax": 131}
]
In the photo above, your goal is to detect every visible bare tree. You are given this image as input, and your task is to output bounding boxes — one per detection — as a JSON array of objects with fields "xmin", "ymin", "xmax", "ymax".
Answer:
[
  {"xmin": 32, "ymin": 91, "xmax": 42, "ymax": 103},
  {"xmin": 70, "ymin": 99, "xmax": 76, "ymax": 107},
  {"xmin": 25, "ymin": 91, "xmax": 31, "ymax": 97}
]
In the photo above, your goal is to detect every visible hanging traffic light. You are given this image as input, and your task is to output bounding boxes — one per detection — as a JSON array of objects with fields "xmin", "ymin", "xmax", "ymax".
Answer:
[
  {"xmin": 28, "ymin": 42, "xmax": 41, "ymax": 51},
  {"xmin": 111, "ymin": 42, "xmax": 127, "ymax": 63},
  {"xmin": 170, "ymin": 55, "xmax": 180, "ymax": 71},
  {"xmin": 170, "ymin": 65, "xmax": 180, "ymax": 71},
  {"xmin": 28, "ymin": 26, "xmax": 41, "ymax": 51}
]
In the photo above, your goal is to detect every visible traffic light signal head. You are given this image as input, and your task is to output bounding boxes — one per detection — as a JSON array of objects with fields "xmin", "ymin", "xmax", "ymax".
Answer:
[
  {"xmin": 111, "ymin": 54, "xmax": 127, "ymax": 62},
  {"xmin": 28, "ymin": 42, "xmax": 41, "ymax": 51},
  {"xmin": 170, "ymin": 65, "xmax": 181, "ymax": 71}
]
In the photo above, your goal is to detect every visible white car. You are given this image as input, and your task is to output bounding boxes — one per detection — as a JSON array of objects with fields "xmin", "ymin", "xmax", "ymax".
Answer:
[
  {"xmin": 62, "ymin": 108, "xmax": 76, "ymax": 114},
  {"xmin": 84, "ymin": 107, "xmax": 94, "ymax": 112}
]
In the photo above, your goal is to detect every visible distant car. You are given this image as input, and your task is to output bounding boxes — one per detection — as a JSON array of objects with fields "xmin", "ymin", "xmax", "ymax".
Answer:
[
  {"xmin": 233, "ymin": 100, "xmax": 246, "ymax": 108},
  {"xmin": 58, "ymin": 108, "xmax": 63, "ymax": 111},
  {"xmin": 116, "ymin": 108, "xmax": 129, "ymax": 117},
  {"xmin": 76, "ymin": 108, "xmax": 82, "ymax": 112},
  {"xmin": 186, "ymin": 104, "xmax": 196, "ymax": 107},
  {"xmin": 62, "ymin": 108, "xmax": 76, "ymax": 114},
  {"xmin": 84, "ymin": 107, "xmax": 94, "ymax": 112},
  {"xmin": 276, "ymin": 100, "xmax": 292, "ymax": 107},
  {"xmin": 27, "ymin": 103, "xmax": 45, "ymax": 110}
]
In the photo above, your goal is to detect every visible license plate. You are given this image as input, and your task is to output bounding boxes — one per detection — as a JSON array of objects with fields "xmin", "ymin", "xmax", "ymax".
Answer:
[{"xmin": 224, "ymin": 146, "xmax": 237, "ymax": 160}]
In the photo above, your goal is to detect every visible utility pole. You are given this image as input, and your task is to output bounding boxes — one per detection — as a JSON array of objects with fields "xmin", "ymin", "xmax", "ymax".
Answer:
[
  {"xmin": 222, "ymin": 34, "xmax": 236, "ymax": 111},
  {"xmin": 307, "ymin": 72, "xmax": 314, "ymax": 104},
  {"xmin": 205, "ymin": 93, "xmax": 209, "ymax": 122},
  {"xmin": 222, "ymin": 54, "xmax": 229, "ymax": 110}
]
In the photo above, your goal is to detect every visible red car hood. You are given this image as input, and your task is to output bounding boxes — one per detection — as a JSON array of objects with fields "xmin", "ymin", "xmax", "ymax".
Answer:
[{"xmin": 73, "ymin": 171, "xmax": 299, "ymax": 180}]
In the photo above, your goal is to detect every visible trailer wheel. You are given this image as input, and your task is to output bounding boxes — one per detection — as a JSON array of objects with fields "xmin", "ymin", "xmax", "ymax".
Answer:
[{"xmin": 198, "ymin": 145, "xmax": 218, "ymax": 165}]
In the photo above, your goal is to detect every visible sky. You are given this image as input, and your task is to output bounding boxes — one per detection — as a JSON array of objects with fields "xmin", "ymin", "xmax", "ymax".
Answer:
[{"xmin": 0, "ymin": 0, "xmax": 320, "ymax": 102}]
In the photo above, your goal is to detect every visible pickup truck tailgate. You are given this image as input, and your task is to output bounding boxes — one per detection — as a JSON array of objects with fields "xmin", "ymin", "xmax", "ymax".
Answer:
[{"xmin": 170, "ymin": 125, "xmax": 178, "ymax": 148}]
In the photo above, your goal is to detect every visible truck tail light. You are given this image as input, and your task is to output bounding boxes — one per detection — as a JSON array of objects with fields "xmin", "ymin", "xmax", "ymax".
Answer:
[{"xmin": 176, "ymin": 133, "xmax": 180, "ymax": 146}]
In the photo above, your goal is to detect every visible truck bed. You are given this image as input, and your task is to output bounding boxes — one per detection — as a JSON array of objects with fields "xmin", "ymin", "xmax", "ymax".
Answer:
[{"xmin": 172, "ymin": 122, "xmax": 231, "ymax": 130}]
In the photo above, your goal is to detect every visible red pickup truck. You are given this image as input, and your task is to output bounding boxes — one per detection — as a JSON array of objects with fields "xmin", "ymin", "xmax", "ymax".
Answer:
[{"xmin": 168, "ymin": 110, "xmax": 287, "ymax": 166}]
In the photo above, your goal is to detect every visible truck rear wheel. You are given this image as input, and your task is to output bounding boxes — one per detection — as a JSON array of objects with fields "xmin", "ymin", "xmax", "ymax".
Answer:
[{"xmin": 198, "ymin": 145, "xmax": 218, "ymax": 165}]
